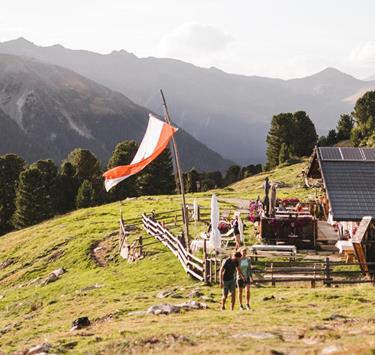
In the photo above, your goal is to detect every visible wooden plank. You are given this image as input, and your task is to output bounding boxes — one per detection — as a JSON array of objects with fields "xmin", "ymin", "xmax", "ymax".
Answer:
[
  {"xmin": 187, "ymin": 259, "xmax": 204, "ymax": 272},
  {"xmin": 187, "ymin": 268, "xmax": 204, "ymax": 281},
  {"xmin": 329, "ymin": 279, "xmax": 374, "ymax": 284},
  {"xmin": 255, "ymin": 277, "xmax": 329, "ymax": 283},
  {"xmin": 187, "ymin": 252, "xmax": 204, "ymax": 265},
  {"xmin": 352, "ymin": 216, "xmax": 372, "ymax": 274},
  {"xmin": 353, "ymin": 216, "xmax": 372, "ymax": 243}
]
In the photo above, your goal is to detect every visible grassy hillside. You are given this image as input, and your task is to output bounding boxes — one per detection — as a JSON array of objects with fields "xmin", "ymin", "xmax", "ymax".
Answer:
[{"xmin": 1, "ymin": 162, "xmax": 375, "ymax": 354}]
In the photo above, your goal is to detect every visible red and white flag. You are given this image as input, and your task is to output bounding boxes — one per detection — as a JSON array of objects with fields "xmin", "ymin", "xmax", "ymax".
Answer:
[{"xmin": 103, "ymin": 114, "xmax": 177, "ymax": 191}]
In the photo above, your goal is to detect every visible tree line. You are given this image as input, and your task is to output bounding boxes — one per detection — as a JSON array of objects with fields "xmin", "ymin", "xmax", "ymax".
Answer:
[
  {"xmin": 0, "ymin": 141, "xmax": 175, "ymax": 235},
  {"xmin": 318, "ymin": 91, "xmax": 375, "ymax": 148},
  {"xmin": 183, "ymin": 164, "xmax": 262, "ymax": 193},
  {"xmin": 0, "ymin": 140, "xmax": 262, "ymax": 235},
  {"xmin": 265, "ymin": 90, "xmax": 375, "ymax": 170}
]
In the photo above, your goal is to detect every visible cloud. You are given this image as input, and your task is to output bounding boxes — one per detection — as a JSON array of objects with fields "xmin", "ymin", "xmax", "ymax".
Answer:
[
  {"xmin": 156, "ymin": 23, "xmax": 234, "ymax": 63},
  {"xmin": 350, "ymin": 42, "xmax": 375, "ymax": 66},
  {"xmin": 347, "ymin": 42, "xmax": 375, "ymax": 77}
]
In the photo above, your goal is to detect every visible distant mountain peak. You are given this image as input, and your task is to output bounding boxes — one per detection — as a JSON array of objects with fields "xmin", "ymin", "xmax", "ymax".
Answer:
[
  {"xmin": 3, "ymin": 37, "xmax": 36, "ymax": 48},
  {"xmin": 109, "ymin": 49, "xmax": 137, "ymax": 59},
  {"xmin": 309, "ymin": 67, "xmax": 358, "ymax": 81}
]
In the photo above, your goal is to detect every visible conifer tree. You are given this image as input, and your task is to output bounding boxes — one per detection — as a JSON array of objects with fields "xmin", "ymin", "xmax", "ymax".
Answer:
[
  {"xmin": 278, "ymin": 143, "xmax": 290, "ymax": 164},
  {"xmin": 186, "ymin": 169, "xmax": 199, "ymax": 192},
  {"xmin": 57, "ymin": 161, "xmax": 79, "ymax": 214},
  {"xmin": 66, "ymin": 148, "xmax": 102, "ymax": 204},
  {"xmin": 225, "ymin": 165, "xmax": 241, "ymax": 185},
  {"xmin": 76, "ymin": 180, "xmax": 94, "ymax": 208},
  {"xmin": 266, "ymin": 111, "xmax": 317, "ymax": 169},
  {"xmin": 13, "ymin": 167, "xmax": 55, "ymax": 228},
  {"xmin": 136, "ymin": 148, "xmax": 175, "ymax": 195},
  {"xmin": 292, "ymin": 111, "xmax": 317, "ymax": 156},
  {"xmin": 30, "ymin": 159, "xmax": 59, "ymax": 214},
  {"xmin": 266, "ymin": 113, "xmax": 294, "ymax": 169},
  {"xmin": 0, "ymin": 154, "xmax": 25, "ymax": 234},
  {"xmin": 326, "ymin": 129, "xmax": 338, "ymax": 146},
  {"xmin": 67, "ymin": 148, "xmax": 101, "ymax": 182},
  {"xmin": 336, "ymin": 114, "xmax": 354, "ymax": 141},
  {"xmin": 351, "ymin": 91, "xmax": 375, "ymax": 146},
  {"xmin": 107, "ymin": 140, "xmax": 138, "ymax": 200}
]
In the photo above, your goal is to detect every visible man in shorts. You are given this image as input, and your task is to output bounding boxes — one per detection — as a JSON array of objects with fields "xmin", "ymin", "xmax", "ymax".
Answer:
[{"xmin": 220, "ymin": 251, "xmax": 244, "ymax": 310}]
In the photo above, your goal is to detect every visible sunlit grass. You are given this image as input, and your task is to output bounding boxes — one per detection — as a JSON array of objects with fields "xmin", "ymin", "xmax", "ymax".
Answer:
[{"xmin": 0, "ymin": 162, "xmax": 374, "ymax": 353}]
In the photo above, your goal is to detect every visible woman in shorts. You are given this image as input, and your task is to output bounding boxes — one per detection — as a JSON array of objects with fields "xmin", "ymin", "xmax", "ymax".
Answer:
[{"xmin": 237, "ymin": 247, "xmax": 253, "ymax": 310}]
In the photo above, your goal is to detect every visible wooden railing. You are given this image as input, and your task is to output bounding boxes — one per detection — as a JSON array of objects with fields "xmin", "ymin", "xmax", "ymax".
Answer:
[
  {"xmin": 119, "ymin": 216, "xmax": 144, "ymax": 262},
  {"xmin": 142, "ymin": 214, "xmax": 206, "ymax": 281},
  {"xmin": 251, "ymin": 258, "xmax": 375, "ymax": 288},
  {"xmin": 141, "ymin": 214, "xmax": 375, "ymax": 287}
]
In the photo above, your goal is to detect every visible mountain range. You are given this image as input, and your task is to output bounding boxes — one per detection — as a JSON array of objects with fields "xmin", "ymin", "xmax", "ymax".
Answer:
[
  {"xmin": 1, "ymin": 38, "xmax": 375, "ymax": 165},
  {"xmin": 0, "ymin": 53, "xmax": 233, "ymax": 171}
]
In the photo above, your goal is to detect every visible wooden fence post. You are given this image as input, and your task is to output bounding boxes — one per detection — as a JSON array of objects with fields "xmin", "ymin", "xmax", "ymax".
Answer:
[
  {"xmin": 208, "ymin": 259, "xmax": 212, "ymax": 284},
  {"xmin": 271, "ymin": 263, "xmax": 275, "ymax": 287},
  {"xmin": 325, "ymin": 257, "xmax": 331, "ymax": 287},
  {"xmin": 311, "ymin": 263, "xmax": 316, "ymax": 288},
  {"xmin": 203, "ymin": 239, "xmax": 208, "ymax": 283},
  {"xmin": 139, "ymin": 235, "xmax": 143, "ymax": 258},
  {"xmin": 214, "ymin": 258, "xmax": 218, "ymax": 283}
]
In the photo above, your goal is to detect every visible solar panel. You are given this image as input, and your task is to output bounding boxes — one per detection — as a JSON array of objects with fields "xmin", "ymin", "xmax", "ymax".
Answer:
[
  {"xmin": 362, "ymin": 148, "xmax": 375, "ymax": 161},
  {"xmin": 319, "ymin": 147, "xmax": 342, "ymax": 160},
  {"xmin": 340, "ymin": 147, "xmax": 363, "ymax": 160}
]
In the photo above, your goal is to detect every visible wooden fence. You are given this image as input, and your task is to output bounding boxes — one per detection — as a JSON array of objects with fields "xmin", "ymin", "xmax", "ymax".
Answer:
[
  {"xmin": 251, "ymin": 258, "xmax": 375, "ymax": 288},
  {"xmin": 142, "ymin": 214, "xmax": 206, "ymax": 281},
  {"xmin": 141, "ymin": 214, "xmax": 375, "ymax": 287},
  {"xmin": 119, "ymin": 216, "xmax": 144, "ymax": 262}
]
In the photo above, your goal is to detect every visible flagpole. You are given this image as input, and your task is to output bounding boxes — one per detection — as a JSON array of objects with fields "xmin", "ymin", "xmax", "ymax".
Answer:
[{"xmin": 160, "ymin": 89, "xmax": 190, "ymax": 250}]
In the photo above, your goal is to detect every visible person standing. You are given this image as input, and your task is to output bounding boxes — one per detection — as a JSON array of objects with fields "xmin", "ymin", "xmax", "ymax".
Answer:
[
  {"xmin": 231, "ymin": 214, "xmax": 241, "ymax": 250},
  {"xmin": 237, "ymin": 248, "xmax": 253, "ymax": 310},
  {"xmin": 220, "ymin": 251, "xmax": 244, "ymax": 311}
]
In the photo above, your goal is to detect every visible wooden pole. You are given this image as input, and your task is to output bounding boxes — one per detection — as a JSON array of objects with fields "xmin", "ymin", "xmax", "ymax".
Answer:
[
  {"xmin": 160, "ymin": 89, "xmax": 190, "ymax": 250},
  {"xmin": 325, "ymin": 257, "xmax": 331, "ymax": 287}
]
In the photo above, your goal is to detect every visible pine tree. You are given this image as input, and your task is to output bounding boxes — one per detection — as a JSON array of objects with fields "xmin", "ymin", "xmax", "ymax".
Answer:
[
  {"xmin": 225, "ymin": 165, "xmax": 241, "ymax": 184},
  {"xmin": 278, "ymin": 143, "xmax": 290, "ymax": 164},
  {"xmin": 0, "ymin": 154, "xmax": 25, "ymax": 234},
  {"xmin": 186, "ymin": 169, "xmax": 199, "ymax": 192},
  {"xmin": 292, "ymin": 111, "xmax": 317, "ymax": 156},
  {"xmin": 336, "ymin": 114, "xmax": 354, "ymax": 141},
  {"xmin": 351, "ymin": 91, "xmax": 375, "ymax": 146},
  {"xmin": 30, "ymin": 159, "xmax": 59, "ymax": 214},
  {"xmin": 136, "ymin": 148, "xmax": 175, "ymax": 195},
  {"xmin": 266, "ymin": 113, "xmax": 294, "ymax": 169},
  {"xmin": 317, "ymin": 135, "xmax": 328, "ymax": 146},
  {"xmin": 67, "ymin": 148, "xmax": 101, "ymax": 182},
  {"xmin": 107, "ymin": 140, "xmax": 138, "ymax": 200},
  {"xmin": 207, "ymin": 171, "xmax": 223, "ymax": 188},
  {"xmin": 66, "ymin": 148, "xmax": 102, "ymax": 204},
  {"xmin": 266, "ymin": 111, "xmax": 317, "ymax": 169},
  {"xmin": 76, "ymin": 180, "xmax": 94, "ymax": 208},
  {"xmin": 57, "ymin": 161, "xmax": 79, "ymax": 214},
  {"xmin": 326, "ymin": 129, "xmax": 338, "ymax": 146},
  {"xmin": 13, "ymin": 167, "xmax": 55, "ymax": 228}
]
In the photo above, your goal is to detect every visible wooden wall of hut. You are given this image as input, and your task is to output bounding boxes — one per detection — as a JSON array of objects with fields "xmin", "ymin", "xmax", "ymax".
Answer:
[{"xmin": 260, "ymin": 216, "xmax": 316, "ymax": 248}]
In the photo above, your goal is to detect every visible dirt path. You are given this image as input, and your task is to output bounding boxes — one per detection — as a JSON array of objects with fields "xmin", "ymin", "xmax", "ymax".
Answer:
[
  {"xmin": 90, "ymin": 231, "xmax": 118, "ymax": 267},
  {"xmin": 221, "ymin": 198, "xmax": 249, "ymax": 213}
]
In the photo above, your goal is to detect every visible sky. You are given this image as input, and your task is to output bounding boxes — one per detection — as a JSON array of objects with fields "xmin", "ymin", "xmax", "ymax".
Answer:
[{"xmin": 1, "ymin": 0, "xmax": 375, "ymax": 79}]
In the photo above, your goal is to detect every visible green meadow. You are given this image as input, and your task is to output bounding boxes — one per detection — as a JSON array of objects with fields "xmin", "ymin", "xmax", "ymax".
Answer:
[{"xmin": 0, "ymin": 161, "xmax": 374, "ymax": 354}]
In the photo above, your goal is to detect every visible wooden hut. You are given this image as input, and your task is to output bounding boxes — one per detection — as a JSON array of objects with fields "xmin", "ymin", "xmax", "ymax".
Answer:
[{"xmin": 306, "ymin": 147, "xmax": 375, "ymax": 272}]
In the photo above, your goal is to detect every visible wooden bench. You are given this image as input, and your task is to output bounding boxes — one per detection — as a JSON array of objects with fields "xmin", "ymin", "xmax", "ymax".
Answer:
[{"xmin": 251, "ymin": 244, "xmax": 297, "ymax": 260}]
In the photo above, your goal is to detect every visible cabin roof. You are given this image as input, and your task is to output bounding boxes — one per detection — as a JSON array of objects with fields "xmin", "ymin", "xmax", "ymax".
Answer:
[{"xmin": 308, "ymin": 147, "xmax": 375, "ymax": 221}]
